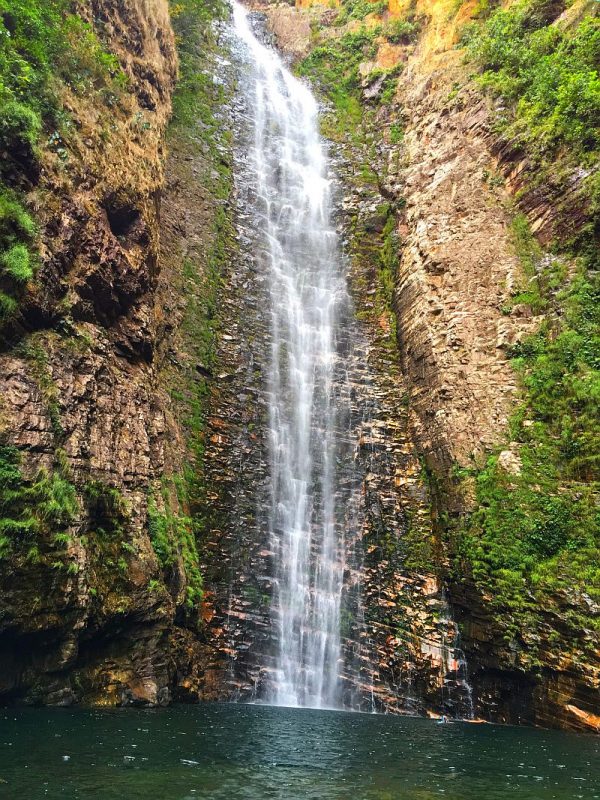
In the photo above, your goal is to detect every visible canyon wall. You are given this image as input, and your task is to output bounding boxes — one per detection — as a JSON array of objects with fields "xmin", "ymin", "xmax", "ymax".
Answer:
[
  {"xmin": 0, "ymin": 0, "xmax": 215, "ymax": 706},
  {"xmin": 263, "ymin": 0, "xmax": 599, "ymax": 732},
  {"xmin": 0, "ymin": 0, "xmax": 597, "ymax": 732}
]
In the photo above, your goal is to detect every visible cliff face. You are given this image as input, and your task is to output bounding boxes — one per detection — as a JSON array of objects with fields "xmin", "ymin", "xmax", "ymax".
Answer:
[
  {"xmin": 395, "ymin": 5, "xmax": 599, "ymax": 731},
  {"xmin": 0, "ymin": 0, "xmax": 597, "ymax": 733},
  {"xmin": 0, "ymin": 0, "xmax": 207, "ymax": 706},
  {"xmin": 264, "ymin": 0, "xmax": 599, "ymax": 732},
  {"xmin": 392, "ymin": 0, "xmax": 598, "ymax": 734}
]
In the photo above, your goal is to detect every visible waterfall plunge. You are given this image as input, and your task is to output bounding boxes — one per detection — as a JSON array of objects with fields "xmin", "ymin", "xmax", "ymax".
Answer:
[{"xmin": 232, "ymin": 2, "xmax": 351, "ymax": 709}]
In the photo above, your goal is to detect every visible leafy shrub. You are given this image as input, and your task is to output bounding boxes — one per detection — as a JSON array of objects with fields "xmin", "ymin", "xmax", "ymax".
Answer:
[
  {"xmin": 384, "ymin": 18, "xmax": 420, "ymax": 44},
  {"xmin": 379, "ymin": 68, "xmax": 401, "ymax": 104},
  {"xmin": 464, "ymin": 1, "xmax": 600, "ymax": 164}
]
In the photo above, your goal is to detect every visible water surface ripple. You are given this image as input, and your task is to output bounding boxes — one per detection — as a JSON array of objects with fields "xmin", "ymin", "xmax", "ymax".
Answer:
[{"xmin": 1, "ymin": 704, "xmax": 598, "ymax": 799}]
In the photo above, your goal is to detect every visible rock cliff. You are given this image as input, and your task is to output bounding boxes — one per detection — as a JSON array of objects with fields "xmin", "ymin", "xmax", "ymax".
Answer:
[
  {"xmin": 0, "ymin": 0, "xmax": 597, "ymax": 733},
  {"xmin": 262, "ymin": 0, "xmax": 599, "ymax": 732},
  {"xmin": 0, "ymin": 0, "xmax": 208, "ymax": 706}
]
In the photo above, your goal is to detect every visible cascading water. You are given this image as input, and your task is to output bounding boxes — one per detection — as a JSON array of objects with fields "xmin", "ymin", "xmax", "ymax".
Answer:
[{"xmin": 231, "ymin": 1, "xmax": 350, "ymax": 709}]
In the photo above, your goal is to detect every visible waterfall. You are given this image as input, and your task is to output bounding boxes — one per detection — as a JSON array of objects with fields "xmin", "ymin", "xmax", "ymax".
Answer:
[{"xmin": 231, "ymin": 2, "xmax": 350, "ymax": 709}]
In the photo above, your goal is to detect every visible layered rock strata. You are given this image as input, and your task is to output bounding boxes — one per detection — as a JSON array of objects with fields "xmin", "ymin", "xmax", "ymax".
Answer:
[
  {"xmin": 0, "ymin": 0, "xmax": 212, "ymax": 706},
  {"xmin": 261, "ymin": 0, "xmax": 599, "ymax": 731}
]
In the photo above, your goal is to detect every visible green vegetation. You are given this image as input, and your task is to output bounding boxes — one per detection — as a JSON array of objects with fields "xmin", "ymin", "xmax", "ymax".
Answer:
[
  {"xmin": 335, "ymin": 0, "xmax": 387, "ymax": 25},
  {"xmin": 297, "ymin": 28, "xmax": 379, "ymax": 140},
  {"xmin": 464, "ymin": 0, "xmax": 599, "ymax": 158},
  {"xmin": 367, "ymin": 63, "xmax": 403, "ymax": 105},
  {"xmin": 500, "ymin": 212, "xmax": 560, "ymax": 315},
  {"xmin": 169, "ymin": 0, "xmax": 227, "ymax": 130},
  {"xmin": 148, "ymin": 484, "xmax": 203, "ymax": 609},
  {"xmin": 0, "ymin": 189, "xmax": 36, "ymax": 321},
  {"xmin": 82, "ymin": 480, "xmax": 145, "ymax": 591},
  {"xmin": 169, "ymin": 0, "xmax": 232, "ymax": 466},
  {"xmin": 453, "ymin": 218, "xmax": 599, "ymax": 645},
  {"xmin": 446, "ymin": 0, "xmax": 600, "ymax": 649},
  {"xmin": 389, "ymin": 122, "xmax": 404, "ymax": 144},
  {"xmin": 463, "ymin": 0, "xmax": 599, "ymax": 252},
  {"xmin": 0, "ymin": 0, "xmax": 123, "ymax": 119},
  {"xmin": 0, "ymin": 0, "xmax": 125, "ymax": 329},
  {"xmin": 296, "ymin": 8, "xmax": 407, "ymax": 145},
  {"xmin": 16, "ymin": 336, "xmax": 63, "ymax": 436},
  {"xmin": 0, "ymin": 334, "xmax": 80, "ymax": 566},
  {"xmin": 383, "ymin": 17, "xmax": 421, "ymax": 44},
  {"xmin": 0, "ymin": 444, "xmax": 78, "ymax": 558},
  {"xmin": 378, "ymin": 206, "xmax": 400, "ymax": 340},
  {"xmin": 145, "ymin": 0, "xmax": 233, "ymax": 611}
]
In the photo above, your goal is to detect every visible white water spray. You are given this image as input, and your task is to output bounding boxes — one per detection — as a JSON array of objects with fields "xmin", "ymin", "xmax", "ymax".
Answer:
[{"xmin": 232, "ymin": 1, "xmax": 349, "ymax": 709}]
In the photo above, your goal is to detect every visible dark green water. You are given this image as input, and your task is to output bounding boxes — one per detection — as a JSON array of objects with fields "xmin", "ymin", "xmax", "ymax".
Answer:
[{"xmin": 0, "ymin": 703, "xmax": 598, "ymax": 799}]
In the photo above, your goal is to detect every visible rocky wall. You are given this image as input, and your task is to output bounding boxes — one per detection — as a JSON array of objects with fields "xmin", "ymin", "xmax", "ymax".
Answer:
[
  {"xmin": 260, "ymin": 0, "xmax": 599, "ymax": 731},
  {"xmin": 0, "ymin": 0, "xmax": 218, "ymax": 707},
  {"xmin": 253, "ymin": 2, "xmax": 477, "ymax": 718}
]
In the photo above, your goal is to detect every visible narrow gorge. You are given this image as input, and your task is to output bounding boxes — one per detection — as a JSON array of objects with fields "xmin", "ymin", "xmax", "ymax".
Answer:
[{"xmin": 0, "ymin": 0, "xmax": 598, "ymax": 766}]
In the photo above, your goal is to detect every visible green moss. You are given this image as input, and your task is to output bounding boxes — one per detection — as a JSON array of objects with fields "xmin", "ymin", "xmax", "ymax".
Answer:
[
  {"xmin": 453, "ymin": 258, "xmax": 600, "ymax": 645},
  {"xmin": 0, "ymin": 292, "xmax": 18, "ymax": 323},
  {"xmin": 0, "ymin": 444, "xmax": 78, "ymax": 558},
  {"xmin": 0, "ymin": 190, "xmax": 35, "ymax": 240},
  {"xmin": 378, "ymin": 67, "xmax": 401, "ymax": 105},
  {"xmin": 378, "ymin": 211, "xmax": 399, "ymax": 339},
  {"xmin": 169, "ymin": 0, "xmax": 228, "ymax": 131},
  {"xmin": 297, "ymin": 27, "xmax": 379, "ymax": 141}
]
